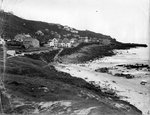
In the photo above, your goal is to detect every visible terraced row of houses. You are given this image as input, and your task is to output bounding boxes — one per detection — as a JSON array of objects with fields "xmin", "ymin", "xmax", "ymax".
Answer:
[
  {"xmin": 47, "ymin": 38, "xmax": 83, "ymax": 48},
  {"xmin": 6, "ymin": 33, "xmax": 111, "ymax": 49},
  {"xmin": 14, "ymin": 34, "xmax": 40, "ymax": 48}
]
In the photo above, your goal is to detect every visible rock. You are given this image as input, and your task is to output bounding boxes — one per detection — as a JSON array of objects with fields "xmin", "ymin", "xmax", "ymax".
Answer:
[
  {"xmin": 126, "ymin": 74, "xmax": 134, "ymax": 79},
  {"xmin": 112, "ymin": 81, "xmax": 116, "ymax": 83},
  {"xmin": 95, "ymin": 67, "xmax": 109, "ymax": 73},
  {"xmin": 140, "ymin": 80, "xmax": 147, "ymax": 85}
]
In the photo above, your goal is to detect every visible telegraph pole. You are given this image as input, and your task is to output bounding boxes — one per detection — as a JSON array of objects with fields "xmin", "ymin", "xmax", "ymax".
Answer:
[{"xmin": 0, "ymin": 0, "xmax": 12, "ymax": 113}]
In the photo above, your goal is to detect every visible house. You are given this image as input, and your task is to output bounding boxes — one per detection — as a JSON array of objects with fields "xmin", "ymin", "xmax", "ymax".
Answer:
[
  {"xmin": 14, "ymin": 34, "xmax": 39, "ymax": 48},
  {"xmin": 71, "ymin": 30, "xmax": 78, "ymax": 34},
  {"xmin": 62, "ymin": 38, "xmax": 71, "ymax": 48},
  {"xmin": 92, "ymin": 37, "xmax": 99, "ymax": 42},
  {"xmin": 84, "ymin": 37, "xmax": 89, "ymax": 42},
  {"xmin": 48, "ymin": 38, "xmax": 59, "ymax": 47},
  {"xmin": 63, "ymin": 26, "xmax": 70, "ymax": 31},
  {"xmin": 57, "ymin": 39, "xmax": 63, "ymax": 47},
  {"xmin": 23, "ymin": 37, "xmax": 40, "ymax": 48},
  {"xmin": 70, "ymin": 38, "xmax": 77, "ymax": 44},
  {"xmin": 88, "ymin": 37, "xmax": 93, "ymax": 42},
  {"xmin": 14, "ymin": 34, "xmax": 26, "ymax": 42},
  {"xmin": 70, "ymin": 38, "xmax": 79, "ymax": 47}
]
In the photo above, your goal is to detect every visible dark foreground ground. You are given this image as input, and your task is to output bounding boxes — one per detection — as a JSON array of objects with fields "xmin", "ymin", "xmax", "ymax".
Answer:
[{"xmin": 0, "ymin": 43, "xmax": 146, "ymax": 115}]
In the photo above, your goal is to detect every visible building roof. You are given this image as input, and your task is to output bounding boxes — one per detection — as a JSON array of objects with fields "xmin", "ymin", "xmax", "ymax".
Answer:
[
  {"xmin": 24, "ymin": 34, "xmax": 31, "ymax": 38},
  {"xmin": 58, "ymin": 39, "xmax": 63, "ymax": 43},
  {"xmin": 14, "ymin": 34, "xmax": 31, "ymax": 40},
  {"xmin": 23, "ymin": 37, "xmax": 39, "ymax": 42}
]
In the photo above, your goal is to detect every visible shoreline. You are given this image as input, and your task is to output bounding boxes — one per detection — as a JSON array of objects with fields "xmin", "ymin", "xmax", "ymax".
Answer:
[{"xmin": 55, "ymin": 61, "xmax": 150, "ymax": 115}]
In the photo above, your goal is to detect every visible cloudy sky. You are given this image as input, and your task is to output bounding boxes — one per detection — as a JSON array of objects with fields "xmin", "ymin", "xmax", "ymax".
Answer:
[{"xmin": 1, "ymin": 0, "xmax": 149, "ymax": 44}]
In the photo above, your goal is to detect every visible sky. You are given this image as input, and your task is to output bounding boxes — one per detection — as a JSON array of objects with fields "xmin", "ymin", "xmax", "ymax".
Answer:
[{"xmin": 0, "ymin": 0, "xmax": 150, "ymax": 44}]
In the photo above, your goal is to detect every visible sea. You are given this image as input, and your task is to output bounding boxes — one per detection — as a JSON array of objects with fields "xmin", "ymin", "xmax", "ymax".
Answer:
[
  {"xmin": 87, "ymin": 46, "xmax": 150, "ymax": 115},
  {"xmin": 91, "ymin": 46, "xmax": 150, "ymax": 66},
  {"xmin": 56, "ymin": 46, "xmax": 150, "ymax": 114}
]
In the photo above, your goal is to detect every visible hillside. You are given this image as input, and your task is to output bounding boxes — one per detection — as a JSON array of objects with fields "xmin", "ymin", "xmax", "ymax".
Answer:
[
  {"xmin": 0, "ymin": 11, "xmax": 115, "ymax": 43},
  {"xmin": 0, "ymin": 47, "xmax": 142, "ymax": 114},
  {"xmin": 0, "ymin": 11, "xmax": 147, "ymax": 115}
]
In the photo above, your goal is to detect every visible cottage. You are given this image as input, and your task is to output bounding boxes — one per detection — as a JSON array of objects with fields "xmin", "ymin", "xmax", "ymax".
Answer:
[
  {"xmin": 14, "ymin": 34, "xmax": 39, "ymax": 48},
  {"xmin": 63, "ymin": 26, "xmax": 70, "ymax": 31},
  {"xmin": 14, "ymin": 34, "xmax": 26, "ymax": 42},
  {"xmin": 70, "ymin": 38, "xmax": 77, "ymax": 44},
  {"xmin": 70, "ymin": 38, "xmax": 79, "ymax": 47},
  {"xmin": 48, "ymin": 38, "xmax": 59, "ymax": 47},
  {"xmin": 71, "ymin": 30, "xmax": 78, "ymax": 34},
  {"xmin": 92, "ymin": 37, "xmax": 99, "ymax": 42},
  {"xmin": 23, "ymin": 37, "xmax": 40, "ymax": 48},
  {"xmin": 57, "ymin": 39, "xmax": 63, "ymax": 47},
  {"xmin": 62, "ymin": 38, "xmax": 71, "ymax": 48}
]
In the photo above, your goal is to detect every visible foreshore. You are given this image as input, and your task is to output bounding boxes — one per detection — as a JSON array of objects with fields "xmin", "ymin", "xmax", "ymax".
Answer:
[{"xmin": 55, "ymin": 61, "xmax": 150, "ymax": 115}]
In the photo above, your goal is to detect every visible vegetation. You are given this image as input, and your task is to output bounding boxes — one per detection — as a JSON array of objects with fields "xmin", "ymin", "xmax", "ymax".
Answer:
[
  {"xmin": 58, "ymin": 42, "xmax": 147, "ymax": 63},
  {"xmin": 0, "ymin": 11, "xmax": 120, "ymax": 44},
  {"xmin": 25, "ymin": 49, "xmax": 59, "ymax": 62},
  {"xmin": 0, "ymin": 11, "xmax": 145, "ymax": 114},
  {"xmin": 59, "ymin": 42, "xmax": 99, "ymax": 56},
  {"xmin": 0, "ymin": 54, "xmax": 142, "ymax": 114}
]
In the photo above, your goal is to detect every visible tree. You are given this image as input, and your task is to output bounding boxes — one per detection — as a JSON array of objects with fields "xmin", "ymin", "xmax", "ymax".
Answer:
[{"xmin": 35, "ymin": 30, "xmax": 44, "ymax": 36}]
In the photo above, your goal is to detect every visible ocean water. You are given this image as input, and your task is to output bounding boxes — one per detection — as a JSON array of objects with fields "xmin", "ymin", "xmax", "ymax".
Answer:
[
  {"xmin": 56, "ymin": 46, "xmax": 150, "ymax": 114},
  {"xmin": 87, "ymin": 46, "xmax": 150, "ymax": 72},
  {"xmin": 97, "ymin": 46, "xmax": 149, "ymax": 65},
  {"xmin": 87, "ymin": 46, "xmax": 150, "ymax": 115}
]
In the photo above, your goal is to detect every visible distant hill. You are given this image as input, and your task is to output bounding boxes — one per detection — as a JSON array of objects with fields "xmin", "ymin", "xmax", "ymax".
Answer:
[{"xmin": 0, "ymin": 11, "xmax": 116, "ymax": 43}]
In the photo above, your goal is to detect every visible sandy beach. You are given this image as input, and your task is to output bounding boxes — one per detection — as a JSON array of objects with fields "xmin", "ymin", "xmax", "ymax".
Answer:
[
  {"xmin": 54, "ymin": 47, "xmax": 150, "ymax": 115},
  {"xmin": 55, "ymin": 60, "xmax": 150, "ymax": 115}
]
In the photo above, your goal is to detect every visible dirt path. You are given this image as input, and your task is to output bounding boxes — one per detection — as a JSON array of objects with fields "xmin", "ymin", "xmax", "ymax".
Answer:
[{"xmin": 54, "ymin": 48, "xmax": 63, "ymax": 61}]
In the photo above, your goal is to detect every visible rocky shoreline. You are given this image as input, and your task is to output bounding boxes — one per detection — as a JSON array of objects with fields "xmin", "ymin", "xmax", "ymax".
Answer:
[
  {"xmin": 1, "ymin": 44, "xmax": 149, "ymax": 115},
  {"xmin": 54, "ymin": 61, "xmax": 150, "ymax": 115},
  {"xmin": 54, "ymin": 46, "xmax": 150, "ymax": 115},
  {"xmin": 95, "ymin": 63, "xmax": 150, "ymax": 80},
  {"xmin": 58, "ymin": 43, "xmax": 147, "ymax": 63}
]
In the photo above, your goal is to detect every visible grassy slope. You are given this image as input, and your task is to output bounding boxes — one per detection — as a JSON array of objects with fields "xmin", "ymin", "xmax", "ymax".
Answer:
[
  {"xmin": 59, "ymin": 42, "xmax": 147, "ymax": 63},
  {"xmin": 1, "ymin": 11, "xmax": 117, "ymax": 43},
  {"xmin": 0, "ymin": 51, "xmax": 141, "ymax": 114},
  {"xmin": 0, "ymin": 11, "xmax": 145, "ymax": 114}
]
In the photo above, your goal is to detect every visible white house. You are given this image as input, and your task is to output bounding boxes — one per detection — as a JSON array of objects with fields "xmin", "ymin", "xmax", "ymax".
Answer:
[
  {"xmin": 84, "ymin": 37, "xmax": 89, "ymax": 43},
  {"xmin": 48, "ymin": 38, "xmax": 59, "ymax": 47},
  {"xmin": 62, "ymin": 38, "xmax": 71, "ymax": 48}
]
